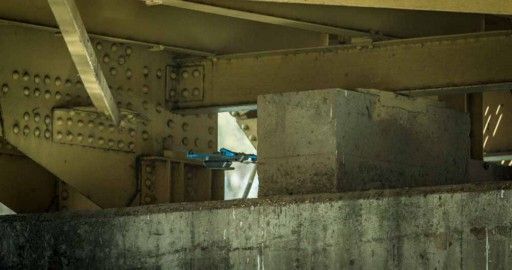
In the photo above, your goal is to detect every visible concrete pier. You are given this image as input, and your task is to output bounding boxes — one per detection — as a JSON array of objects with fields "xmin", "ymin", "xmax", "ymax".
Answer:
[
  {"xmin": 1, "ymin": 182, "xmax": 512, "ymax": 269},
  {"xmin": 258, "ymin": 89, "xmax": 470, "ymax": 195}
]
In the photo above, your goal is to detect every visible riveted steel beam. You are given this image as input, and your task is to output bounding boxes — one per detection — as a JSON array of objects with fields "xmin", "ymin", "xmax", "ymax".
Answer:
[
  {"xmin": 168, "ymin": 31, "xmax": 512, "ymax": 111},
  {"xmin": 48, "ymin": 0, "xmax": 120, "ymax": 124},
  {"xmin": 243, "ymin": 0, "xmax": 512, "ymax": 16},
  {"xmin": 145, "ymin": 0, "xmax": 382, "ymax": 38}
]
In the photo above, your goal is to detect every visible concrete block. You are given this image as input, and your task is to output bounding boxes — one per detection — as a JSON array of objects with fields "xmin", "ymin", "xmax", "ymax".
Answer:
[{"xmin": 258, "ymin": 89, "xmax": 470, "ymax": 195}]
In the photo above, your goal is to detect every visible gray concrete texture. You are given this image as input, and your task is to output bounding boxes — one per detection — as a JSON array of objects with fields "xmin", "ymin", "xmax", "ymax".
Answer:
[
  {"xmin": 258, "ymin": 89, "xmax": 470, "ymax": 196},
  {"xmin": 0, "ymin": 182, "xmax": 511, "ymax": 269}
]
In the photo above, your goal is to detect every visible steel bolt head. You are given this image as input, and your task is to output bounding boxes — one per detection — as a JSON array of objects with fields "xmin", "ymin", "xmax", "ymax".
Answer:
[
  {"xmin": 55, "ymin": 92, "xmax": 62, "ymax": 100},
  {"xmin": 44, "ymin": 115, "xmax": 51, "ymax": 125},
  {"xmin": 22, "ymin": 72, "xmax": 30, "ymax": 81},
  {"xmin": 12, "ymin": 125, "xmax": 20, "ymax": 134},
  {"xmin": 66, "ymin": 118, "xmax": 73, "ymax": 126},
  {"xmin": 34, "ymin": 75, "xmax": 41, "ymax": 84},
  {"xmin": 77, "ymin": 133, "xmax": 83, "ymax": 141},
  {"xmin": 56, "ymin": 117, "xmax": 63, "ymax": 125},
  {"xmin": 66, "ymin": 132, "xmax": 73, "ymax": 141},
  {"xmin": 44, "ymin": 75, "xmax": 51, "ymax": 84},
  {"xmin": 44, "ymin": 129, "xmax": 51, "ymax": 139},
  {"xmin": 23, "ymin": 126, "xmax": 30, "ymax": 136},
  {"xmin": 170, "ymin": 72, "xmax": 177, "ymax": 79},
  {"xmin": 44, "ymin": 90, "xmax": 51, "ymax": 99},
  {"xmin": 1, "ymin": 84, "xmax": 8, "ymax": 93},
  {"xmin": 98, "ymin": 137, "xmax": 105, "ymax": 144},
  {"xmin": 34, "ymin": 113, "xmax": 41, "ymax": 123},
  {"xmin": 34, "ymin": 88, "xmax": 41, "ymax": 97},
  {"xmin": 181, "ymin": 88, "xmax": 189, "ymax": 97},
  {"xmin": 12, "ymin": 71, "xmax": 19, "ymax": 80},
  {"xmin": 142, "ymin": 131, "xmax": 149, "ymax": 140},
  {"xmin": 23, "ymin": 112, "xmax": 30, "ymax": 121},
  {"xmin": 181, "ymin": 71, "xmax": 189, "ymax": 79},
  {"xmin": 34, "ymin": 128, "xmax": 41, "ymax": 137},
  {"xmin": 23, "ymin": 87, "xmax": 30, "ymax": 96},
  {"xmin": 192, "ymin": 70, "xmax": 200, "ymax": 78},
  {"xmin": 56, "ymin": 132, "xmax": 63, "ymax": 140},
  {"xmin": 55, "ymin": 77, "xmax": 62, "ymax": 86},
  {"xmin": 77, "ymin": 120, "xmax": 84, "ymax": 127}
]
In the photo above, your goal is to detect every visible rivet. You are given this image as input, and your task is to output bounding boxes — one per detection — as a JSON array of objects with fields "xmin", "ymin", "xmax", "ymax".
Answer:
[
  {"xmin": 128, "ymin": 142, "xmax": 135, "ymax": 150},
  {"xmin": 44, "ymin": 129, "xmax": 51, "ymax": 139},
  {"xmin": 208, "ymin": 127, "xmax": 215, "ymax": 135},
  {"xmin": 116, "ymin": 86, "xmax": 123, "ymax": 92},
  {"xmin": 241, "ymin": 124, "xmax": 249, "ymax": 130},
  {"xmin": 182, "ymin": 123, "xmax": 189, "ymax": 131},
  {"xmin": 230, "ymin": 111, "xmax": 240, "ymax": 117},
  {"xmin": 143, "ymin": 66, "xmax": 149, "ymax": 76},
  {"xmin": 156, "ymin": 69, "xmax": 162, "ymax": 78},
  {"xmin": 167, "ymin": 119, "xmax": 174, "ymax": 128},
  {"xmin": 69, "ymin": 111, "xmax": 76, "ymax": 116},
  {"xmin": 182, "ymin": 71, "xmax": 189, "ymax": 79},
  {"xmin": 65, "ymin": 80, "xmax": 72, "ymax": 87},
  {"xmin": 142, "ymin": 131, "xmax": 149, "ymax": 140},
  {"xmin": 142, "ymin": 101, "xmax": 149, "ymax": 110},
  {"xmin": 44, "ymin": 75, "xmax": 51, "ymax": 84},
  {"xmin": 145, "ymin": 166, "xmax": 153, "ymax": 173},
  {"xmin": 249, "ymin": 135, "xmax": 257, "ymax": 141},
  {"xmin": 156, "ymin": 103, "xmax": 163, "ymax": 113},
  {"xmin": 103, "ymin": 54, "xmax": 110, "ymax": 63},
  {"xmin": 88, "ymin": 121, "xmax": 94, "ymax": 128},
  {"xmin": 108, "ymin": 124, "xmax": 115, "ymax": 132},
  {"xmin": 75, "ymin": 80, "xmax": 83, "ymax": 88},
  {"xmin": 77, "ymin": 120, "xmax": 84, "ymax": 127},
  {"xmin": 12, "ymin": 71, "xmax": 20, "ymax": 80},
  {"xmin": 186, "ymin": 172, "xmax": 193, "ymax": 179},
  {"xmin": 56, "ymin": 132, "xmax": 63, "ymax": 140},
  {"xmin": 77, "ymin": 133, "xmax": 83, "ymax": 142},
  {"xmin": 181, "ymin": 88, "xmax": 189, "ymax": 97},
  {"xmin": 23, "ymin": 112, "xmax": 30, "ymax": 121},
  {"xmin": 56, "ymin": 117, "xmax": 64, "ymax": 125},
  {"xmin": 110, "ymin": 67, "xmax": 117, "ymax": 76},
  {"xmin": 2, "ymin": 84, "xmax": 8, "ymax": 93},
  {"xmin": 182, "ymin": 137, "xmax": 189, "ymax": 146},
  {"xmin": 88, "ymin": 135, "xmax": 94, "ymax": 143},
  {"xmin": 34, "ymin": 113, "xmax": 41, "ymax": 123},
  {"xmin": 145, "ymin": 179, "xmax": 151, "ymax": 187},
  {"xmin": 129, "ymin": 129, "xmax": 136, "ymax": 137},
  {"xmin": 55, "ymin": 91, "xmax": 62, "ymax": 100},
  {"xmin": 61, "ymin": 189, "xmax": 69, "ymax": 200},
  {"xmin": 208, "ymin": 140, "xmax": 214, "ymax": 149},
  {"xmin": 23, "ymin": 87, "xmax": 30, "ymax": 96},
  {"xmin": 144, "ymin": 195, "xmax": 151, "ymax": 203},
  {"xmin": 126, "ymin": 102, "xmax": 133, "ymax": 109},
  {"xmin": 169, "ymin": 90, "xmax": 176, "ymax": 97},
  {"xmin": 34, "ymin": 75, "xmax": 41, "ymax": 84},
  {"xmin": 192, "ymin": 88, "xmax": 200, "ymax": 96},
  {"xmin": 44, "ymin": 115, "xmax": 51, "ymax": 126},
  {"xmin": 116, "ymin": 101, "xmax": 122, "ymax": 107},
  {"xmin": 65, "ymin": 93, "xmax": 71, "ymax": 100},
  {"xmin": 98, "ymin": 122, "xmax": 105, "ymax": 130},
  {"xmin": 34, "ymin": 88, "xmax": 41, "ymax": 97},
  {"xmin": 12, "ymin": 124, "xmax": 20, "ymax": 134},
  {"xmin": 125, "ymin": 46, "xmax": 132, "ymax": 55},
  {"xmin": 66, "ymin": 132, "xmax": 73, "ymax": 141},
  {"xmin": 192, "ymin": 69, "xmax": 200, "ymax": 78},
  {"xmin": 44, "ymin": 90, "xmax": 51, "ymax": 99},
  {"xmin": 95, "ymin": 42, "xmax": 103, "ymax": 50},
  {"xmin": 55, "ymin": 77, "xmax": 62, "ymax": 86},
  {"xmin": 22, "ymin": 72, "xmax": 30, "ymax": 81},
  {"xmin": 118, "ymin": 56, "xmax": 125, "ymax": 65},
  {"xmin": 170, "ymin": 72, "xmax": 177, "ymax": 79},
  {"xmin": 142, "ymin": 85, "xmax": 149, "ymax": 94},
  {"xmin": 118, "ymin": 140, "xmax": 124, "ymax": 148},
  {"xmin": 126, "ymin": 69, "xmax": 132, "ymax": 79},
  {"xmin": 34, "ymin": 128, "xmax": 41, "ymax": 137},
  {"xmin": 66, "ymin": 118, "xmax": 73, "ymax": 126},
  {"xmin": 98, "ymin": 137, "xmax": 105, "ymax": 145},
  {"xmin": 108, "ymin": 139, "xmax": 114, "ymax": 147},
  {"xmin": 194, "ymin": 138, "xmax": 200, "ymax": 147}
]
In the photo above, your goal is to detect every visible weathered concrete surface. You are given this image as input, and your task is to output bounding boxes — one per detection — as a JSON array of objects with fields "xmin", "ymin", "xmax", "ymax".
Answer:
[
  {"xmin": 1, "ymin": 182, "xmax": 512, "ymax": 269},
  {"xmin": 258, "ymin": 89, "xmax": 470, "ymax": 195}
]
